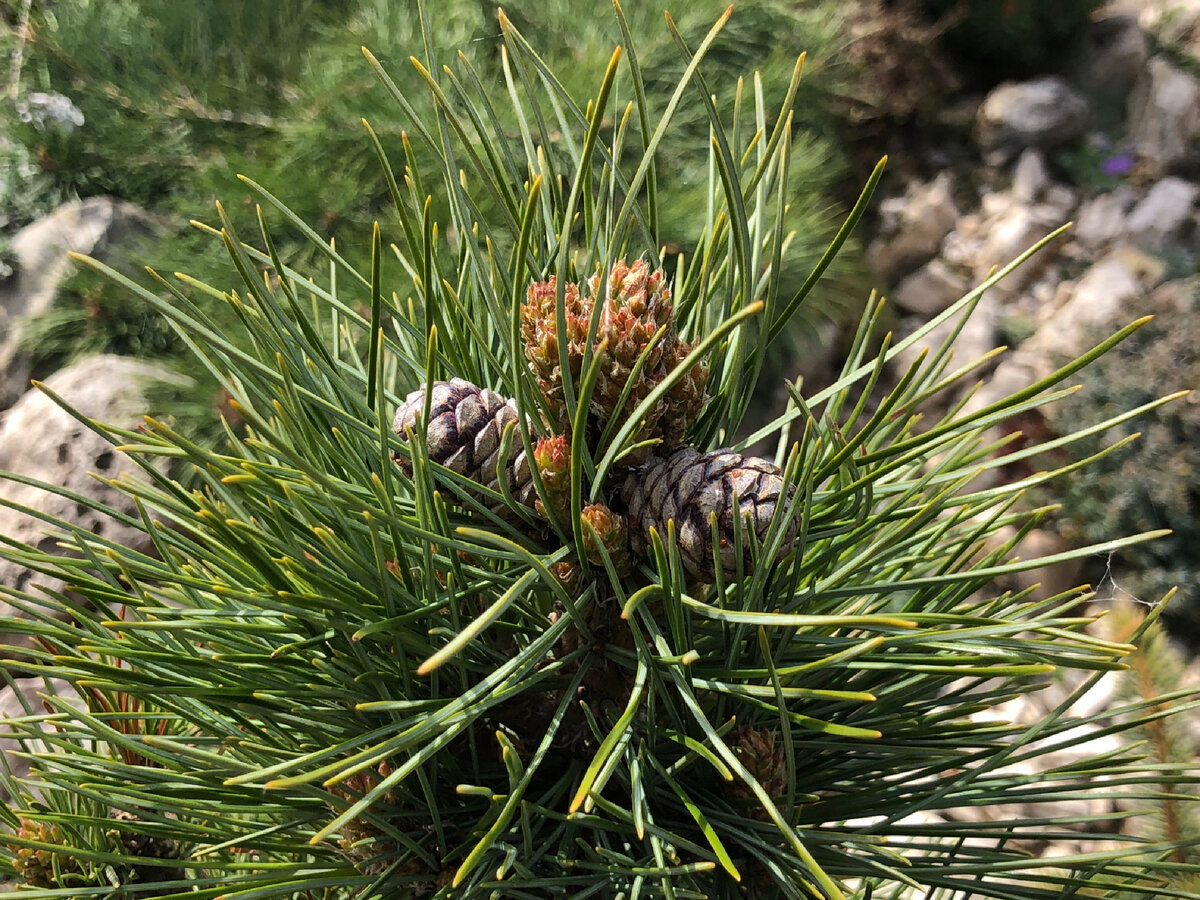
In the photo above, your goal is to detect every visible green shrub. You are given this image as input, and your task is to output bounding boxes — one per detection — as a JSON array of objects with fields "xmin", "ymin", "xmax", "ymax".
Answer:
[
  {"xmin": 9, "ymin": 0, "xmax": 351, "ymax": 204},
  {"xmin": 0, "ymin": 131, "xmax": 66, "ymax": 231},
  {"xmin": 1041, "ymin": 278, "xmax": 1200, "ymax": 644},
  {"xmin": 1110, "ymin": 604, "xmax": 1200, "ymax": 890}
]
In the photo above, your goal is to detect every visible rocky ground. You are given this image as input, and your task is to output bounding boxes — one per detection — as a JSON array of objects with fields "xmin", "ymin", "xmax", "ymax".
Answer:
[
  {"xmin": 802, "ymin": 0, "xmax": 1200, "ymax": 855},
  {"xmin": 855, "ymin": 0, "xmax": 1199, "ymax": 571},
  {"xmin": 858, "ymin": 1, "xmax": 1200, "ymax": 848},
  {"xmin": 872, "ymin": 3, "xmax": 1196, "ymax": 375},
  {"xmin": 2, "ymin": 0, "xmax": 1200, "ymax": 876}
]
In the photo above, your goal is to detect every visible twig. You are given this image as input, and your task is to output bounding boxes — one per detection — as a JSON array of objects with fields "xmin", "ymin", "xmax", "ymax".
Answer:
[{"xmin": 7, "ymin": 0, "xmax": 34, "ymax": 100}]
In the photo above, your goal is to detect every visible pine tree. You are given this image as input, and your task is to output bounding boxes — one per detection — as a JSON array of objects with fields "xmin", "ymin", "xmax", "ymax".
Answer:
[{"xmin": 1, "ymin": 4, "xmax": 1199, "ymax": 898}]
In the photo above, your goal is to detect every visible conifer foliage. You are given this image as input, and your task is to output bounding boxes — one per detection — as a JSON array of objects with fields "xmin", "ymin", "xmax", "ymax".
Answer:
[{"xmin": 1, "ymin": 4, "xmax": 1199, "ymax": 899}]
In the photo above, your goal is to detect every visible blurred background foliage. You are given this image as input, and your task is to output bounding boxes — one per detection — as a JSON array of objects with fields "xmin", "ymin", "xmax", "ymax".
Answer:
[
  {"xmin": 922, "ymin": 0, "xmax": 1105, "ymax": 82},
  {"xmin": 2, "ymin": 0, "xmax": 860, "ymax": 379},
  {"xmin": 1, "ymin": 0, "xmax": 1108, "ymax": 380}
]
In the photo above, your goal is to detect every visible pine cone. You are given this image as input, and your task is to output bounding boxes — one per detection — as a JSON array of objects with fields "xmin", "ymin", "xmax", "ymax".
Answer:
[
  {"xmin": 590, "ymin": 259, "xmax": 672, "ymax": 408},
  {"xmin": 392, "ymin": 378, "xmax": 535, "ymax": 508},
  {"xmin": 621, "ymin": 447, "xmax": 799, "ymax": 581},
  {"xmin": 736, "ymin": 727, "xmax": 788, "ymax": 796},
  {"xmin": 107, "ymin": 809, "xmax": 187, "ymax": 885},
  {"xmin": 727, "ymin": 726, "xmax": 788, "ymax": 818},
  {"xmin": 8, "ymin": 817, "xmax": 85, "ymax": 888},
  {"xmin": 589, "ymin": 260, "xmax": 709, "ymax": 458},
  {"xmin": 329, "ymin": 762, "xmax": 411, "ymax": 879},
  {"xmin": 653, "ymin": 339, "xmax": 709, "ymax": 450}
]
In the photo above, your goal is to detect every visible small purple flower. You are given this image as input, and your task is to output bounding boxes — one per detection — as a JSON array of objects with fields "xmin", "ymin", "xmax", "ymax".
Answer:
[{"xmin": 1102, "ymin": 153, "xmax": 1134, "ymax": 178}]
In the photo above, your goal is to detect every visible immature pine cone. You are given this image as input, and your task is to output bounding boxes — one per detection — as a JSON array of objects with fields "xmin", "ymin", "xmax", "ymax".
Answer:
[
  {"xmin": 329, "ymin": 762, "xmax": 407, "ymax": 878},
  {"xmin": 392, "ymin": 378, "xmax": 535, "ymax": 507},
  {"xmin": 531, "ymin": 434, "xmax": 571, "ymax": 520},
  {"xmin": 726, "ymin": 726, "xmax": 789, "ymax": 819},
  {"xmin": 8, "ymin": 818, "xmax": 86, "ymax": 888},
  {"xmin": 621, "ymin": 447, "xmax": 799, "ymax": 581},
  {"xmin": 588, "ymin": 260, "xmax": 710, "ymax": 457},
  {"xmin": 580, "ymin": 501, "xmax": 632, "ymax": 573}
]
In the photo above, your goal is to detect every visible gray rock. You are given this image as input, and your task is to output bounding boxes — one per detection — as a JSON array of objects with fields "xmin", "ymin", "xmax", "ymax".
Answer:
[
  {"xmin": 941, "ymin": 213, "xmax": 984, "ymax": 269},
  {"xmin": 0, "ymin": 198, "xmax": 160, "ymax": 411},
  {"xmin": 1138, "ymin": 1, "xmax": 1200, "ymax": 60},
  {"xmin": 1128, "ymin": 56, "xmax": 1200, "ymax": 173},
  {"xmin": 1074, "ymin": 187, "xmax": 1139, "ymax": 249},
  {"xmin": 968, "ymin": 252, "xmax": 1148, "ymax": 412},
  {"xmin": 892, "ymin": 295, "xmax": 999, "ymax": 391},
  {"xmin": 1124, "ymin": 176, "xmax": 1199, "ymax": 250},
  {"xmin": 893, "ymin": 259, "xmax": 970, "ymax": 317},
  {"xmin": 980, "ymin": 189, "xmax": 1014, "ymax": 219},
  {"xmin": 0, "ymin": 355, "xmax": 187, "ymax": 652},
  {"xmin": 0, "ymin": 678, "xmax": 78, "ymax": 801},
  {"xmin": 973, "ymin": 204, "xmax": 1064, "ymax": 294},
  {"xmin": 1041, "ymin": 185, "xmax": 1080, "ymax": 222},
  {"xmin": 976, "ymin": 77, "xmax": 1090, "ymax": 165},
  {"xmin": 1056, "ymin": 253, "xmax": 1145, "ymax": 335},
  {"xmin": 1012, "ymin": 149, "xmax": 1049, "ymax": 203},
  {"xmin": 867, "ymin": 172, "xmax": 960, "ymax": 284}
]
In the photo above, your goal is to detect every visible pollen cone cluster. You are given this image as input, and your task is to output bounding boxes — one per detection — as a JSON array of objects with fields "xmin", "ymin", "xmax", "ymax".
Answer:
[
  {"xmin": 392, "ymin": 262, "xmax": 799, "ymax": 582},
  {"xmin": 521, "ymin": 259, "xmax": 708, "ymax": 457},
  {"xmin": 8, "ymin": 818, "xmax": 85, "ymax": 888}
]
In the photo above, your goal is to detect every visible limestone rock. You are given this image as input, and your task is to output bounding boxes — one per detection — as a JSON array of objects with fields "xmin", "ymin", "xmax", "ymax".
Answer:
[
  {"xmin": 1012, "ymin": 149, "xmax": 1049, "ymax": 203},
  {"xmin": 941, "ymin": 213, "xmax": 984, "ymax": 269},
  {"xmin": 1053, "ymin": 254, "xmax": 1146, "ymax": 337},
  {"xmin": 0, "ymin": 198, "xmax": 160, "ymax": 411},
  {"xmin": 1109, "ymin": 244, "xmax": 1168, "ymax": 287},
  {"xmin": 0, "ymin": 678, "xmax": 78, "ymax": 801},
  {"xmin": 893, "ymin": 258, "xmax": 970, "ymax": 317},
  {"xmin": 1074, "ymin": 187, "xmax": 1139, "ymax": 249},
  {"xmin": 1041, "ymin": 184, "xmax": 1080, "ymax": 222},
  {"xmin": 973, "ymin": 203, "xmax": 1064, "ymax": 294},
  {"xmin": 867, "ymin": 172, "xmax": 959, "ymax": 283},
  {"xmin": 969, "ymin": 252, "xmax": 1148, "ymax": 412},
  {"xmin": 892, "ymin": 295, "xmax": 998, "ymax": 390},
  {"xmin": 1128, "ymin": 56, "xmax": 1200, "ymax": 173},
  {"xmin": 976, "ymin": 78, "xmax": 1089, "ymax": 165},
  {"xmin": 1124, "ymin": 176, "xmax": 1199, "ymax": 251},
  {"xmin": 0, "ymin": 355, "xmax": 187, "ymax": 651},
  {"xmin": 1138, "ymin": 1, "xmax": 1200, "ymax": 67}
]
